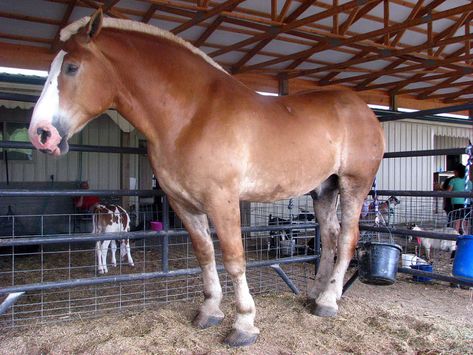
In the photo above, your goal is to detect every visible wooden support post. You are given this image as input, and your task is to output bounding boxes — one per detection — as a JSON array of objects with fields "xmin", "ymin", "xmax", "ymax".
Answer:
[
  {"xmin": 120, "ymin": 132, "xmax": 131, "ymax": 209},
  {"xmin": 389, "ymin": 94, "xmax": 398, "ymax": 111},
  {"xmin": 278, "ymin": 73, "xmax": 289, "ymax": 96}
]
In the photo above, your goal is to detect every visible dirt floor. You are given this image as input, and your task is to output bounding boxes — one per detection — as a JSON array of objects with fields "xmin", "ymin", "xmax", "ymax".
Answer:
[{"xmin": 1, "ymin": 274, "xmax": 472, "ymax": 355}]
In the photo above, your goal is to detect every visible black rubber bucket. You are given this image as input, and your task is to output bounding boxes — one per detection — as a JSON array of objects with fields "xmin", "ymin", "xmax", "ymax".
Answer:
[{"xmin": 358, "ymin": 242, "xmax": 402, "ymax": 285}]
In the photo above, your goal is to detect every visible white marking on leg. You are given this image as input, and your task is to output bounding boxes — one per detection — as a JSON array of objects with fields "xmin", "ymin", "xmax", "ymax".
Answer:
[
  {"xmin": 200, "ymin": 261, "xmax": 223, "ymax": 317},
  {"xmin": 231, "ymin": 271, "xmax": 259, "ymax": 334},
  {"xmin": 96, "ymin": 241, "xmax": 104, "ymax": 274},
  {"xmin": 110, "ymin": 240, "xmax": 117, "ymax": 267},
  {"xmin": 101, "ymin": 240, "xmax": 111, "ymax": 273}
]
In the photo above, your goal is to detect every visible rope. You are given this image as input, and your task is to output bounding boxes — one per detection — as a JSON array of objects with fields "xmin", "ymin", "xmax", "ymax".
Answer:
[
  {"xmin": 372, "ymin": 178, "xmax": 380, "ymax": 226},
  {"xmin": 465, "ymin": 141, "xmax": 472, "ymax": 208}
]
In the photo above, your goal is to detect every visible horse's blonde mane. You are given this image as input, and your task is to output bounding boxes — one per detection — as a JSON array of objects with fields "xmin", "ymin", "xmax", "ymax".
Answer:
[{"xmin": 60, "ymin": 16, "xmax": 226, "ymax": 73}]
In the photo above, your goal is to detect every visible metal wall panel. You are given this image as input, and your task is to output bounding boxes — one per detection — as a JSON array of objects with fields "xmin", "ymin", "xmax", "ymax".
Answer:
[
  {"xmin": 0, "ymin": 114, "xmax": 121, "ymax": 189},
  {"xmin": 377, "ymin": 120, "xmax": 472, "ymax": 192}
]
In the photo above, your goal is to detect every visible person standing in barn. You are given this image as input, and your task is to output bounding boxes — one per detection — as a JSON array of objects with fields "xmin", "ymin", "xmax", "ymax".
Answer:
[{"xmin": 448, "ymin": 164, "xmax": 472, "ymax": 234}]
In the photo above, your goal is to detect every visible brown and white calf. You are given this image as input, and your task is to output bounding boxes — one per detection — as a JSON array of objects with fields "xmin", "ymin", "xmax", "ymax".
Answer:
[{"xmin": 92, "ymin": 204, "xmax": 134, "ymax": 274}]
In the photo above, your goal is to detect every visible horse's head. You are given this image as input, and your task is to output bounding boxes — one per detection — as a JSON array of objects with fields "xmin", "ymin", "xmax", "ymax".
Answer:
[{"xmin": 29, "ymin": 10, "xmax": 117, "ymax": 156}]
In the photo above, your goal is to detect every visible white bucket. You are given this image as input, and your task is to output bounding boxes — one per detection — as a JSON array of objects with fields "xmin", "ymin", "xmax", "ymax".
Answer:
[{"xmin": 401, "ymin": 253, "xmax": 421, "ymax": 267}]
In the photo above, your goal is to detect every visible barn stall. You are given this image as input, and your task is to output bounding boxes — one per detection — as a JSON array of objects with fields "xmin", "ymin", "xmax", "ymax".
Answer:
[{"xmin": 0, "ymin": 0, "xmax": 473, "ymax": 353}]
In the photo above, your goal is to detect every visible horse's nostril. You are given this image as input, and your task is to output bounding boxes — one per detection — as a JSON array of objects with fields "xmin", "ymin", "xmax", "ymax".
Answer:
[{"xmin": 37, "ymin": 128, "xmax": 51, "ymax": 144}]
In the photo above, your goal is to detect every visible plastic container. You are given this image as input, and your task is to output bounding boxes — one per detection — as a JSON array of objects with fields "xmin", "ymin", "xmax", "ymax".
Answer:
[
  {"xmin": 150, "ymin": 221, "xmax": 163, "ymax": 232},
  {"xmin": 358, "ymin": 242, "xmax": 402, "ymax": 285},
  {"xmin": 410, "ymin": 263, "xmax": 433, "ymax": 282},
  {"xmin": 453, "ymin": 235, "xmax": 473, "ymax": 281},
  {"xmin": 401, "ymin": 253, "xmax": 420, "ymax": 268}
]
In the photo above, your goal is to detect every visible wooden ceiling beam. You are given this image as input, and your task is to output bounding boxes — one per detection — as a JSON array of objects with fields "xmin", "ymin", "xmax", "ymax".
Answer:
[
  {"xmin": 414, "ymin": 75, "xmax": 464, "ymax": 99},
  {"xmin": 324, "ymin": 5, "xmax": 473, "ymax": 89},
  {"xmin": 277, "ymin": 0, "xmax": 293, "ymax": 22},
  {"xmin": 318, "ymin": 0, "xmax": 384, "ymax": 81},
  {"xmin": 442, "ymin": 84, "xmax": 473, "ymax": 103},
  {"xmin": 398, "ymin": 77, "xmax": 473, "ymax": 96},
  {"xmin": 193, "ymin": 14, "xmax": 226, "ymax": 47},
  {"xmin": 288, "ymin": 0, "xmax": 383, "ymax": 72},
  {"xmin": 172, "ymin": 0, "xmax": 245, "ymax": 35},
  {"xmin": 142, "ymin": 4, "xmax": 158, "ymax": 23},
  {"xmin": 209, "ymin": 0, "xmax": 378, "ymax": 58},
  {"xmin": 390, "ymin": 0, "xmax": 425, "ymax": 47},
  {"xmin": 242, "ymin": 3, "xmax": 473, "ymax": 75},
  {"xmin": 296, "ymin": 32, "xmax": 473, "ymax": 81},
  {"xmin": 434, "ymin": 11, "xmax": 473, "ymax": 57},
  {"xmin": 51, "ymin": 0, "xmax": 77, "ymax": 52},
  {"xmin": 325, "ymin": 53, "xmax": 473, "ymax": 87},
  {"xmin": 231, "ymin": 0, "xmax": 318, "ymax": 72},
  {"xmin": 103, "ymin": 0, "xmax": 121, "ymax": 12},
  {"xmin": 361, "ymin": 68, "xmax": 473, "ymax": 92},
  {"xmin": 0, "ymin": 11, "xmax": 62, "ymax": 26},
  {"xmin": 77, "ymin": 0, "xmax": 128, "ymax": 18}
]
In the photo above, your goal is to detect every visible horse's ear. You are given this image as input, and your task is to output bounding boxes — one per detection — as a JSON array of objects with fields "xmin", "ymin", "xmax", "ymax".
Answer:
[{"xmin": 86, "ymin": 8, "xmax": 103, "ymax": 41}]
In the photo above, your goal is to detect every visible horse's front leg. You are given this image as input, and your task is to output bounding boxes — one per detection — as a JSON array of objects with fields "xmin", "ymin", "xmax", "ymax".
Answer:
[
  {"xmin": 208, "ymin": 198, "xmax": 259, "ymax": 347},
  {"xmin": 168, "ymin": 199, "xmax": 224, "ymax": 329}
]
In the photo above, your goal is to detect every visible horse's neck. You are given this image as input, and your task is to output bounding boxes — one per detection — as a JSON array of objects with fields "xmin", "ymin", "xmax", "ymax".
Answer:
[{"xmin": 108, "ymin": 32, "xmax": 230, "ymax": 142}]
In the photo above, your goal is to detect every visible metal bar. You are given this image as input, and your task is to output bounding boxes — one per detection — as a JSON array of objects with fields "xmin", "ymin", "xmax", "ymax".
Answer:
[
  {"xmin": 0, "ymin": 255, "xmax": 317, "ymax": 295},
  {"xmin": 3, "ymin": 188, "xmax": 471, "ymax": 199},
  {"xmin": 0, "ymin": 140, "xmax": 147, "ymax": 155},
  {"xmin": 0, "ymin": 189, "xmax": 163, "ymax": 197},
  {"xmin": 0, "ymin": 223, "xmax": 318, "ymax": 247},
  {"xmin": 384, "ymin": 147, "xmax": 466, "ymax": 158},
  {"xmin": 0, "ymin": 292, "xmax": 25, "ymax": 316},
  {"xmin": 314, "ymin": 224, "xmax": 321, "ymax": 275},
  {"xmin": 342, "ymin": 269, "xmax": 359, "ymax": 295},
  {"xmin": 378, "ymin": 102, "xmax": 473, "ymax": 122},
  {"xmin": 360, "ymin": 225, "xmax": 459, "ymax": 241},
  {"xmin": 270, "ymin": 264, "xmax": 300, "ymax": 294},
  {"xmin": 369, "ymin": 190, "xmax": 473, "ymax": 198},
  {"xmin": 161, "ymin": 195, "xmax": 170, "ymax": 273},
  {"xmin": 398, "ymin": 267, "xmax": 473, "ymax": 287}
]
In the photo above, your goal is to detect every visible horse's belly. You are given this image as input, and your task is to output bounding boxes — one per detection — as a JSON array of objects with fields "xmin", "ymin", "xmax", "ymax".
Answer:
[{"xmin": 239, "ymin": 171, "xmax": 327, "ymax": 202}]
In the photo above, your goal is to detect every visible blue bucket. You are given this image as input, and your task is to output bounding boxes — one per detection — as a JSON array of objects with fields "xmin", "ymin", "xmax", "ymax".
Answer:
[
  {"xmin": 453, "ymin": 235, "xmax": 473, "ymax": 281},
  {"xmin": 411, "ymin": 263, "xmax": 433, "ymax": 282}
]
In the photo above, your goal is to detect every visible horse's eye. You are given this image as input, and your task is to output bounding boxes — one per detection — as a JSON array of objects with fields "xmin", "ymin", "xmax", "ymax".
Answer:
[{"xmin": 65, "ymin": 63, "xmax": 79, "ymax": 76}]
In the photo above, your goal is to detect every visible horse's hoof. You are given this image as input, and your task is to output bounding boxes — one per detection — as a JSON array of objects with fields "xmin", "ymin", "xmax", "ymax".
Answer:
[
  {"xmin": 313, "ymin": 304, "xmax": 338, "ymax": 317},
  {"xmin": 192, "ymin": 313, "xmax": 224, "ymax": 329},
  {"xmin": 224, "ymin": 329, "xmax": 258, "ymax": 347}
]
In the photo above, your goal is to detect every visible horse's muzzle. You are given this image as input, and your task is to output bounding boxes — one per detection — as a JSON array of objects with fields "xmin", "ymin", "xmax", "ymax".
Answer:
[{"xmin": 28, "ymin": 123, "xmax": 67, "ymax": 156}]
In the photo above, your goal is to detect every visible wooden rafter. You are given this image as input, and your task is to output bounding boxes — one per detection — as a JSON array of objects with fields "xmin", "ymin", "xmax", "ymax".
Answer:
[
  {"xmin": 209, "ymin": 0, "xmax": 377, "ymax": 58},
  {"xmin": 1, "ymin": 0, "xmax": 473, "ymax": 104},
  {"xmin": 142, "ymin": 4, "xmax": 158, "ymax": 23},
  {"xmin": 172, "ymin": 0, "xmax": 245, "ymax": 35},
  {"xmin": 241, "ymin": 3, "xmax": 473, "ymax": 76},
  {"xmin": 51, "ymin": 0, "xmax": 77, "ymax": 52},
  {"xmin": 231, "ymin": 0, "xmax": 318, "ymax": 72}
]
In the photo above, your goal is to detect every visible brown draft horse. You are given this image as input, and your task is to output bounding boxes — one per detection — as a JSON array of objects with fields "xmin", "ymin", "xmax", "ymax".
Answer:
[{"xmin": 28, "ymin": 10, "xmax": 384, "ymax": 347}]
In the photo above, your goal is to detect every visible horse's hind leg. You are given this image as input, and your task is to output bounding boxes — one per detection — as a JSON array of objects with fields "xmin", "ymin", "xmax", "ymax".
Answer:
[
  {"xmin": 168, "ymin": 199, "xmax": 224, "ymax": 329},
  {"xmin": 315, "ymin": 176, "xmax": 369, "ymax": 317},
  {"xmin": 309, "ymin": 175, "xmax": 340, "ymax": 301}
]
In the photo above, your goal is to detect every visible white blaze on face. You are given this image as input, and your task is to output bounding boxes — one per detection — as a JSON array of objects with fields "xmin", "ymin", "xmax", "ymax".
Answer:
[
  {"xmin": 31, "ymin": 50, "xmax": 67, "ymax": 127},
  {"xmin": 29, "ymin": 50, "xmax": 69, "ymax": 155}
]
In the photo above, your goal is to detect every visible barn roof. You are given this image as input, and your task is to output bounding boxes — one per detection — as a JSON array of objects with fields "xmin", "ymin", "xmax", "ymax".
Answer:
[{"xmin": 0, "ymin": 1, "xmax": 473, "ymax": 109}]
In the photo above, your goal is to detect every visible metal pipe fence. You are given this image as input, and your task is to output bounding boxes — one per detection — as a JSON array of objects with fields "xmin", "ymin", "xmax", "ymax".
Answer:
[
  {"xmin": 2, "ymin": 137, "xmax": 473, "ymax": 327},
  {"xmin": 0, "ymin": 192, "xmax": 320, "ymax": 328}
]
